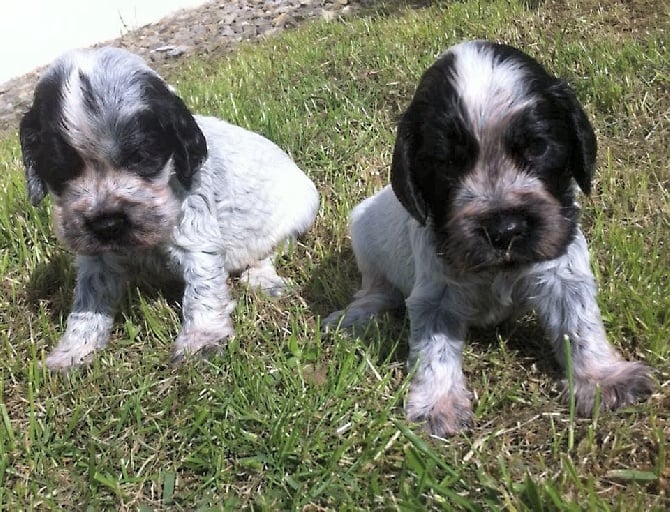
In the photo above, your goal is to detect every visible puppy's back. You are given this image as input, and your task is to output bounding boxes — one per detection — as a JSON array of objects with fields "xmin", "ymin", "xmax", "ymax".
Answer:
[{"xmin": 191, "ymin": 115, "xmax": 319, "ymax": 269}]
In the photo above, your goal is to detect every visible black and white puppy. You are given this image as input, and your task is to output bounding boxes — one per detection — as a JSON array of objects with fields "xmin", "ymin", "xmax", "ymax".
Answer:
[
  {"xmin": 325, "ymin": 41, "xmax": 653, "ymax": 436},
  {"xmin": 20, "ymin": 47, "xmax": 319, "ymax": 369}
]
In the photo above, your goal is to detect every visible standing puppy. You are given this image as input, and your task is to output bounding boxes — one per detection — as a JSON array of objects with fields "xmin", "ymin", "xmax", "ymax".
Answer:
[
  {"xmin": 325, "ymin": 41, "xmax": 653, "ymax": 436},
  {"xmin": 20, "ymin": 47, "xmax": 319, "ymax": 369}
]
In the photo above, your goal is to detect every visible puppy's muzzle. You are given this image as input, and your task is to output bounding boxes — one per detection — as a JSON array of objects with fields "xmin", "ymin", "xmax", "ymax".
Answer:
[
  {"xmin": 481, "ymin": 211, "xmax": 529, "ymax": 251},
  {"xmin": 86, "ymin": 211, "xmax": 130, "ymax": 241},
  {"xmin": 442, "ymin": 205, "xmax": 550, "ymax": 272}
]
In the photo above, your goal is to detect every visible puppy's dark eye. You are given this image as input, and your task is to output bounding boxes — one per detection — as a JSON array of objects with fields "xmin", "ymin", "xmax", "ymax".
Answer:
[
  {"xmin": 525, "ymin": 138, "xmax": 548, "ymax": 158},
  {"xmin": 39, "ymin": 131, "xmax": 85, "ymax": 194},
  {"xmin": 429, "ymin": 152, "xmax": 455, "ymax": 166},
  {"xmin": 418, "ymin": 149, "xmax": 459, "ymax": 171},
  {"xmin": 434, "ymin": 154, "xmax": 458, "ymax": 169},
  {"xmin": 119, "ymin": 146, "xmax": 170, "ymax": 178}
]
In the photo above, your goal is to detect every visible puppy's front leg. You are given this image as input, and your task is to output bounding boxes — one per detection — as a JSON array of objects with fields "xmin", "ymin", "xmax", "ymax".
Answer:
[
  {"xmin": 530, "ymin": 239, "xmax": 654, "ymax": 415},
  {"xmin": 172, "ymin": 251, "xmax": 235, "ymax": 362},
  {"xmin": 405, "ymin": 284, "xmax": 472, "ymax": 436},
  {"xmin": 46, "ymin": 255, "xmax": 126, "ymax": 370}
]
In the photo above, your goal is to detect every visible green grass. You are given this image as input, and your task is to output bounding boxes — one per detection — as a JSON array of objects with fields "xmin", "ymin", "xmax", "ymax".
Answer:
[{"xmin": 1, "ymin": 0, "xmax": 668, "ymax": 509}]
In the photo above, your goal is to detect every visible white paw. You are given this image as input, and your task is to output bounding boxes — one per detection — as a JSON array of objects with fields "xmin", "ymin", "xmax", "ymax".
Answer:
[
  {"xmin": 242, "ymin": 269, "xmax": 289, "ymax": 297},
  {"xmin": 171, "ymin": 325, "xmax": 234, "ymax": 363},
  {"xmin": 256, "ymin": 276, "xmax": 289, "ymax": 298},
  {"xmin": 42, "ymin": 311, "xmax": 113, "ymax": 370},
  {"xmin": 406, "ymin": 384, "xmax": 473, "ymax": 437},
  {"xmin": 44, "ymin": 336, "xmax": 98, "ymax": 371}
]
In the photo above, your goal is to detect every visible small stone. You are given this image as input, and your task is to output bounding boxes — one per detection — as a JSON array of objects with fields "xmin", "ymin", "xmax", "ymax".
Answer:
[
  {"xmin": 222, "ymin": 14, "xmax": 237, "ymax": 25},
  {"xmin": 167, "ymin": 46, "xmax": 189, "ymax": 57},
  {"xmin": 321, "ymin": 10, "xmax": 338, "ymax": 22},
  {"xmin": 273, "ymin": 13, "xmax": 294, "ymax": 27},
  {"xmin": 220, "ymin": 26, "xmax": 237, "ymax": 37},
  {"xmin": 262, "ymin": 27, "xmax": 281, "ymax": 38},
  {"xmin": 153, "ymin": 45, "xmax": 176, "ymax": 53}
]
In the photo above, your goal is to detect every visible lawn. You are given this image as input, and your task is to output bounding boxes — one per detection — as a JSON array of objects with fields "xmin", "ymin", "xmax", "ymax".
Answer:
[{"xmin": 0, "ymin": 0, "xmax": 668, "ymax": 509}]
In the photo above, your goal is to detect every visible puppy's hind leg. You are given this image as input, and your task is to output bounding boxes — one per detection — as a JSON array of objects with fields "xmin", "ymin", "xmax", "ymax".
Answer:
[
  {"xmin": 324, "ymin": 269, "xmax": 404, "ymax": 331},
  {"xmin": 324, "ymin": 188, "xmax": 407, "ymax": 330},
  {"xmin": 240, "ymin": 255, "xmax": 288, "ymax": 297}
]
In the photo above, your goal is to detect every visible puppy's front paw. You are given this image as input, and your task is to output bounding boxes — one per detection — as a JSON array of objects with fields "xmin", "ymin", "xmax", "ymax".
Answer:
[
  {"xmin": 322, "ymin": 308, "xmax": 377, "ymax": 332},
  {"xmin": 241, "ymin": 259, "xmax": 289, "ymax": 297},
  {"xmin": 41, "ymin": 311, "xmax": 113, "ymax": 370},
  {"xmin": 256, "ymin": 277, "xmax": 289, "ymax": 298},
  {"xmin": 406, "ymin": 383, "xmax": 473, "ymax": 437},
  {"xmin": 322, "ymin": 310, "xmax": 345, "ymax": 332},
  {"xmin": 565, "ymin": 360, "xmax": 655, "ymax": 416},
  {"xmin": 44, "ymin": 336, "xmax": 97, "ymax": 371},
  {"xmin": 171, "ymin": 326, "xmax": 234, "ymax": 363}
]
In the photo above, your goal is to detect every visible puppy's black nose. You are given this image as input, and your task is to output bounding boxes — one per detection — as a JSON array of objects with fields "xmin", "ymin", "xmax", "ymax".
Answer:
[
  {"xmin": 483, "ymin": 213, "xmax": 528, "ymax": 250},
  {"xmin": 86, "ymin": 212, "xmax": 129, "ymax": 239}
]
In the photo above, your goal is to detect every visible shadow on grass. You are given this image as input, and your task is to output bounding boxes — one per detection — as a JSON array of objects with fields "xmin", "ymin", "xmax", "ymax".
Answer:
[
  {"xmin": 25, "ymin": 251, "xmax": 75, "ymax": 320},
  {"xmin": 24, "ymin": 251, "xmax": 184, "ymax": 322},
  {"xmin": 300, "ymin": 245, "xmax": 358, "ymax": 319},
  {"xmin": 303, "ymin": 242, "xmax": 563, "ymax": 379},
  {"xmin": 470, "ymin": 318, "xmax": 564, "ymax": 380},
  {"xmin": 25, "ymin": 237, "xmax": 562, "ymax": 383},
  {"xmin": 300, "ymin": 246, "xmax": 411, "ymax": 363}
]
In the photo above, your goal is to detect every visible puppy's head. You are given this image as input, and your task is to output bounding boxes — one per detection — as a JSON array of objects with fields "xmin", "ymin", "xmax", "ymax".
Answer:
[
  {"xmin": 19, "ymin": 47, "xmax": 207, "ymax": 254},
  {"xmin": 391, "ymin": 41, "xmax": 597, "ymax": 272}
]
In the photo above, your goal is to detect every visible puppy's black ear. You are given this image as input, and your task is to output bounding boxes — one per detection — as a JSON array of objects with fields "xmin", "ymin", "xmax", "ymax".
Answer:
[
  {"xmin": 390, "ymin": 117, "xmax": 428, "ymax": 224},
  {"xmin": 165, "ymin": 94, "xmax": 208, "ymax": 189},
  {"xmin": 551, "ymin": 81, "xmax": 597, "ymax": 195},
  {"xmin": 19, "ymin": 107, "xmax": 48, "ymax": 205}
]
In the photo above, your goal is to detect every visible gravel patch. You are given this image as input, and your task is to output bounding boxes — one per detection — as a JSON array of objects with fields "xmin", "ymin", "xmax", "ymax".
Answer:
[{"xmin": 0, "ymin": 0, "xmax": 369, "ymax": 135}]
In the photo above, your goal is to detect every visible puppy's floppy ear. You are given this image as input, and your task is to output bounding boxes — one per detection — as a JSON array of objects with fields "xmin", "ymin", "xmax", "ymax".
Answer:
[
  {"xmin": 19, "ymin": 107, "xmax": 48, "ymax": 205},
  {"xmin": 164, "ymin": 93, "xmax": 208, "ymax": 189},
  {"xmin": 550, "ymin": 81, "xmax": 597, "ymax": 195},
  {"xmin": 146, "ymin": 73, "xmax": 207, "ymax": 189},
  {"xmin": 390, "ymin": 116, "xmax": 428, "ymax": 224}
]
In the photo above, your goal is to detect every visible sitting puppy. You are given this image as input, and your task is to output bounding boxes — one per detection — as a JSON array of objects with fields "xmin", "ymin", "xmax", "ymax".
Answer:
[
  {"xmin": 325, "ymin": 41, "xmax": 653, "ymax": 436},
  {"xmin": 20, "ymin": 47, "xmax": 319, "ymax": 369}
]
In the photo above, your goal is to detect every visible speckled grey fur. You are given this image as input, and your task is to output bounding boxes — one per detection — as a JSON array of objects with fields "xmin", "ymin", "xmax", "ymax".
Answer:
[
  {"xmin": 19, "ymin": 48, "xmax": 319, "ymax": 369},
  {"xmin": 325, "ymin": 41, "xmax": 653, "ymax": 436}
]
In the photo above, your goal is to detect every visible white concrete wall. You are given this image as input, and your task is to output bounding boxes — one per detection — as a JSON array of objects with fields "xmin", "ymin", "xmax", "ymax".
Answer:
[{"xmin": 0, "ymin": 0, "xmax": 208, "ymax": 84}]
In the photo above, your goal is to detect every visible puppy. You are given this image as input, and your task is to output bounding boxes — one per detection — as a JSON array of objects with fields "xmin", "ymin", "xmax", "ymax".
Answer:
[
  {"xmin": 325, "ymin": 41, "xmax": 653, "ymax": 436},
  {"xmin": 20, "ymin": 47, "xmax": 319, "ymax": 369}
]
